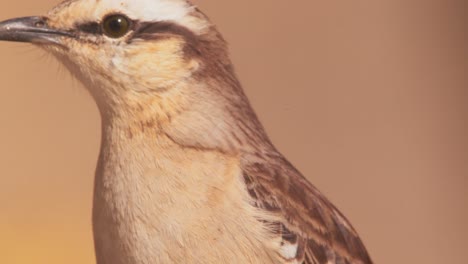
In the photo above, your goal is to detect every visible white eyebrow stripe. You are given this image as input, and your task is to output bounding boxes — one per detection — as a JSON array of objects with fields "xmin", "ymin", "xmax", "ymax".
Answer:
[
  {"xmin": 93, "ymin": 0, "xmax": 207, "ymax": 34},
  {"xmin": 102, "ymin": 0, "xmax": 192, "ymax": 22}
]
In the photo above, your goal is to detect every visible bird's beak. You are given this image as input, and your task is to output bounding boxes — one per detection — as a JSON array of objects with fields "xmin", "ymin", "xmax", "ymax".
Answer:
[{"xmin": 0, "ymin": 16, "xmax": 72, "ymax": 45}]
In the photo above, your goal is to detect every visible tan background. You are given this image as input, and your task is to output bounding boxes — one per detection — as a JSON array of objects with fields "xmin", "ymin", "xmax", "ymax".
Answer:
[{"xmin": 0, "ymin": 0, "xmax": 467, "ymax": 263}]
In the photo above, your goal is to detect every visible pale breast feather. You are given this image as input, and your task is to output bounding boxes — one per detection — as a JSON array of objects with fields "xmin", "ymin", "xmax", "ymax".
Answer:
[{"xmin": 241, "ymin": 153, "xmax": 373, "ymax": 264}]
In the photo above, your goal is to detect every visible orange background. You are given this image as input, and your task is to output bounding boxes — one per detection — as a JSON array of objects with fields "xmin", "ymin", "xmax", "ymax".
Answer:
[{"xmin": 0, "ymin": 0, "xmax": 467, "ymax": 263}]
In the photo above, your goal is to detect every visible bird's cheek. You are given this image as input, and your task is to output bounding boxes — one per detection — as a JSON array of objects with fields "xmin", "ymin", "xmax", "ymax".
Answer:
[{"xmin": 114, "ymin": 40, "xmax": 192, "ymax": 90}]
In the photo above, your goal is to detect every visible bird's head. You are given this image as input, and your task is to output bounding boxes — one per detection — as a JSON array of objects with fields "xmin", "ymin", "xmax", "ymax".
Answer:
[{"xmin": 0, "ymin": 0, "xmax": 233, "ymax": 113}]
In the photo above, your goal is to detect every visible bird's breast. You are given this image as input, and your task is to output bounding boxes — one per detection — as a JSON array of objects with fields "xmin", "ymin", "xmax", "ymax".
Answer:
[{"xmin": 91, "ymin": 133, "xmax": 280, "ymax": 264}]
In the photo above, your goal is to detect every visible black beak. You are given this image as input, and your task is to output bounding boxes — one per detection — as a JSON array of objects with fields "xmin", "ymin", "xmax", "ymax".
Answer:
[{"xmin": 0, "ymin": 16, "xmax": 72, "ymax": 44}]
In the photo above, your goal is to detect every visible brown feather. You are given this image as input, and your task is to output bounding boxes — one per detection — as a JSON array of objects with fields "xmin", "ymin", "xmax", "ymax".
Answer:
[{"xmin": 241, "ymin": 153, "xmax": 373, "ymax": 264}]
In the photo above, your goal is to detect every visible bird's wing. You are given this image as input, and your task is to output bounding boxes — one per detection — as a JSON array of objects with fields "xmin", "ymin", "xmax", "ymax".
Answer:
[{"xmin": 242, "ymin": 154, "xmax": 372, "ymax": 264}]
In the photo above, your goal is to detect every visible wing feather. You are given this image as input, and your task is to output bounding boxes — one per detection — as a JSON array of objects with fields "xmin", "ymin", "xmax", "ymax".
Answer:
[{"xmin": 241, "ymin": 153, "xmax": 372, "ymax": 264}]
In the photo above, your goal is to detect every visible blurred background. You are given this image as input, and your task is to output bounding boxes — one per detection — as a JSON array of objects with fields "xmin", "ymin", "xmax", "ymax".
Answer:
[{"xmin": 0, "ymin": 0, "xmax": 466, "ymax": 263}]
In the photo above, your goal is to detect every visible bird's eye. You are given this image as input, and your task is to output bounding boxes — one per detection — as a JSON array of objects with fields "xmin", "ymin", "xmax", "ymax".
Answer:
[{"xmin": 102, "ymin": 14, "xmax": 131, "ymax": 38}]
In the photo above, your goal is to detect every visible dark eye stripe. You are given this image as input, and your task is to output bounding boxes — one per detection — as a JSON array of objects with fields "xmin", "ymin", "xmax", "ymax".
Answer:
[
  {"xmin": 132, "ymin": 21, "xmax": 197, "ymax": 42},
  {"xmin": 76, "ymin": 22, "xmax": 101, "ymax": 34}
]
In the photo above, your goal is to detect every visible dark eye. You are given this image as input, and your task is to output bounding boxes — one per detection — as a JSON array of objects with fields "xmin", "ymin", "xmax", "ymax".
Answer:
[{"xmin": 102, "ymin": 14, "xmax": 131, "ymax": 38}]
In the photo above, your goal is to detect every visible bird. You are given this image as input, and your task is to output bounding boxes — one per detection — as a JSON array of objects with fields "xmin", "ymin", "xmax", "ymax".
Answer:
[{"xmin": 0, "ymin": 0, "xmax": 372, "ymax": 263}]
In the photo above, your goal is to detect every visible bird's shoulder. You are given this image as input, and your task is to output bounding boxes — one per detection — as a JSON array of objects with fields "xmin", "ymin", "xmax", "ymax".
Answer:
[{"xmin": 241, "ymin": 152, "xmax": 372, "ymax": 264}]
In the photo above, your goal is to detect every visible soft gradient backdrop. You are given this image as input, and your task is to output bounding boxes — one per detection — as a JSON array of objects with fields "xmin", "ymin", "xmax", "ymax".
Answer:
[{"xmin": 0, "ymin": 0, "xmax": 467, "ymax": 263}]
